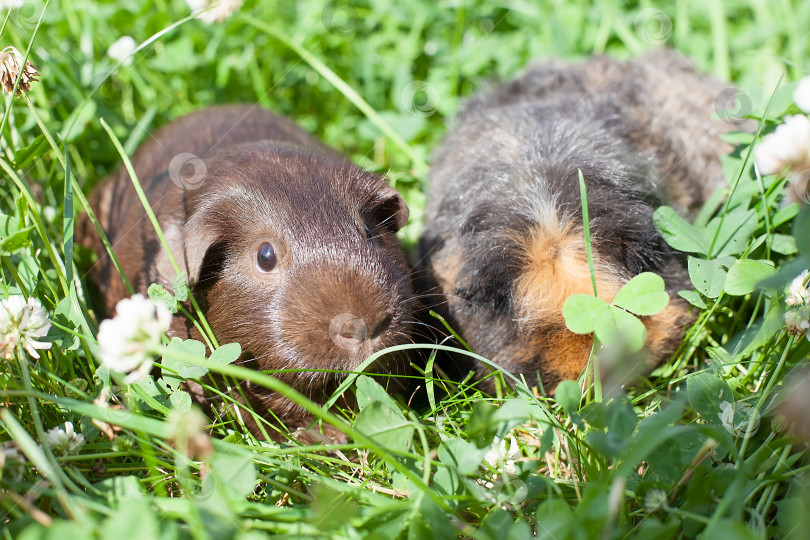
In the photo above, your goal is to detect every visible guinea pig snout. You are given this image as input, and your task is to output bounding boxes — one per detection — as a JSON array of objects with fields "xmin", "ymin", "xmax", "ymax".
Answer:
[
  {"xmin": 328, "ymin": 312, "xmax": 391, "ymax": 350},
  {"xmin": 281, "ymin": 262, "xmax": 410, "ymax": 369}
]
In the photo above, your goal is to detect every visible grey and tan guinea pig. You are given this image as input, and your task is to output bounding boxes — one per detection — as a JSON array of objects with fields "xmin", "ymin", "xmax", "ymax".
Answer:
[
  {"xmin": 418, "ymin": 49, "xmax": 745, "ymax": 393},
  {"xmin": 79, "ymin": 105, "xmax": 415, "ymax": 441}
]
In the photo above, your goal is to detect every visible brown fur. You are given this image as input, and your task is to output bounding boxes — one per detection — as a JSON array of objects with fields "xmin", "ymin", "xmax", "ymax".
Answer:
[{"xmin": 79, "ymin": 105, "xmax": 415, "ymax": 440}]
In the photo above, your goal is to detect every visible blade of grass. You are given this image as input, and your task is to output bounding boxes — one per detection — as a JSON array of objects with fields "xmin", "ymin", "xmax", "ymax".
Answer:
[
  {"xmin": 579, "ymin": 169, "xmax": 598, "ymax": 297},
  {"xmin": 0, "ymin": 408, "xmax": 62, "ymax": 487},
  {"xmin": 325, "ymin": 343, "xmax": 531, "ymax": 411},
  {"xmin": 0, "ymin": 4, "xmax": 12, "ymax": 39},
  {"xmin": 429, "ymin": 309, "xmax": 473, "ymax": 352},
  {"xmin": 164, "ymin": 346, "xmax": 480, "ymax": 514},
  {"xmin": 98, "ymin": 117, "xmax": 218, "ymax": 350},
  {"xmin": 20, "ymin": 96, "xmax": 122, "ymax": 356},
  {"xmin": 708, "ymin": 0, "xmax": 730, "ymax": 81},
  {"xmin": 707, "ymin": 77, "xmax": 782, "ymax": 257},
  {"xmin": 19, "ymin": 101, "xmax": 132, "ymax": 300},
  {"xmin": 0, "ymin": 157, "xmax": 69, "ymax": 296},
  {"xmin": 578, "ymin": 169, "xmax": 602, "ymax": 403},
  {"xmin": 63, "ymin": 142, "xmax": 73, "ymax": 284},
  {"xmin": 10, "ymin": 350, "xmax": 82, "ymax": 495}
]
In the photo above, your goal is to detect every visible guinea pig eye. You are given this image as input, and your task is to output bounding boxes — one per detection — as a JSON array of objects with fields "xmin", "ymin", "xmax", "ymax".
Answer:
[
  {"xmin": 363, "ymin": 223, "xmax": 373, "ymax": 240},
  {"xmin": 254, "ymin": 242, "xmax": 278, "ymax": 273}
]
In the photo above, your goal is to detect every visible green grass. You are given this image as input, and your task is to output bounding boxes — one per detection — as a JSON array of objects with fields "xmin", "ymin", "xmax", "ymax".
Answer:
[{"xmin": 1, "ymin": 0, "xmax": 810, "ymax": 538}]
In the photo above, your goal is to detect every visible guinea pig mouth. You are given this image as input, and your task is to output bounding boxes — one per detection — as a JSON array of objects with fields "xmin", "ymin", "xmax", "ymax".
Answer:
[
  {"xmin": 269, "ymin": 262, "xmax": 415, "ymax": 388},
  {"xmin": 280, "ymin": 308, "xmax": 411, "ymax": 394}
]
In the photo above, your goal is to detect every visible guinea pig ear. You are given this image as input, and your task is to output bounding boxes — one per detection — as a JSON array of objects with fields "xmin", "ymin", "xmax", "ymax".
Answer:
[
  {"xmin": 182, "ymin": 224, "xmax": 226, "ymax": 286},
  {"xmin": 155, "ymin": 218, "xmax": 224, "ymax": 287},
  {"xmin": 373, "ymin": 184, "xmax": 410, "ymax": 232}
]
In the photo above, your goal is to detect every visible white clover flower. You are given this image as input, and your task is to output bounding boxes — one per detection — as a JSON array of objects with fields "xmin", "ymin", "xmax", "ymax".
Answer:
[
  {"xmin": 1, "ymin": 446, "xmax": 25, "ymax": 482},
  {"xmin": 754, "ymin": 136, "xmax": 784, "ymax": 177},
  {"xmin": 755, "ymin": 115, "xmax": 810, "ymax": 176},
  {"xmin": 0, "ymin": 295, "xmax": 52, "ymax": 360},
  {"xmin": 44, "ymin": 421, "xmax": 85, "ymax": 457},
  {"xmin": 795, "ymin": 76, "xmax": 810, "ymax": 114},
  {"xmin": 778, "ymin": 115, "xmax": 810, "ymax": 166},
  {"xmin": 784, "ymin": 271, "xmax": 810, "ymax": 341},
  {"xmin": 42, "ymin": 205, "xmax": 57, "ymax": 222},
  {"xmin": 785, "ymin": 307, "xmax": 810, "ymax": 341},
  {"xmin": 186, "ymin": 0, "xmax": 242, "ymax": 24},
  {"xmin": 97, "ymin": 294, "xmax": 171, "ymax": 384},
  {"xmin": 786, "ymin": 270, "xmax": 809, "ymax": 306},
  {"xmin": 483, "ymin": 434, "xmax": 521, "ymax": 476},
  {"xmin": 644, "ymin": 488, "xmax": 668, "ymax": 513},
  {"xmin": 784, "ymin": 309, "xmax": 810, "ymax": 330},
  {"xmin": 107, "ymin": 36, "xmax": 137, "ymax": 66}
]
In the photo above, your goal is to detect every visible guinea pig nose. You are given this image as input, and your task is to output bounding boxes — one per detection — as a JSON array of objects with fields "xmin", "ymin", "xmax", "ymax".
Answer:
[{"xmin": 329, "ymin": 313, "xmax": 368, "ymax": 349}]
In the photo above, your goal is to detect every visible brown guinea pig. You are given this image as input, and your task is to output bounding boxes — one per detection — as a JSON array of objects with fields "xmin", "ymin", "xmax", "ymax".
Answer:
[
  {"xmin": 79, "ymin": 105, "xmax": 415, "ymax": 440},
  {"xmin": 418, "ymin": 49, "xmax": 742, "ymax": 393}
]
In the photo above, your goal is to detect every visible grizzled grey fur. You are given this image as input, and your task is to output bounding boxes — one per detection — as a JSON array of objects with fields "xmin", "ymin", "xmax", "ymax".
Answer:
[{"xmin": 418, "ymin": 49, "xmax": 741, "ymax": 390}]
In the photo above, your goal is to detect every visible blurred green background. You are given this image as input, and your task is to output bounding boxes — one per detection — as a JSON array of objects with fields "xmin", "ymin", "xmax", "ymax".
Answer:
[{"xmin": 2, "ymin": 0, "xmax": 807, "ymax": 244}]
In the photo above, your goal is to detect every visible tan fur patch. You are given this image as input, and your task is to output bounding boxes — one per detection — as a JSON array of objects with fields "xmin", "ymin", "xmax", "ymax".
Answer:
[
  {"xmin": 431, "ymin": 244, "xmax": 465, "ymax": 296},
  {"xmin": 533, "ymin": 329, "xmax": 594, "ymax": 389},
  {"xmin": 515, "ymin": 220, "xmax": 625, "ymax": 323},
  {"xmin": 515, "ymin": 220, "xmax": 694, "ymax": 388},
  {"xmin": 514, "ymin": 220, "xmax": 627, "ymax": 383}
]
